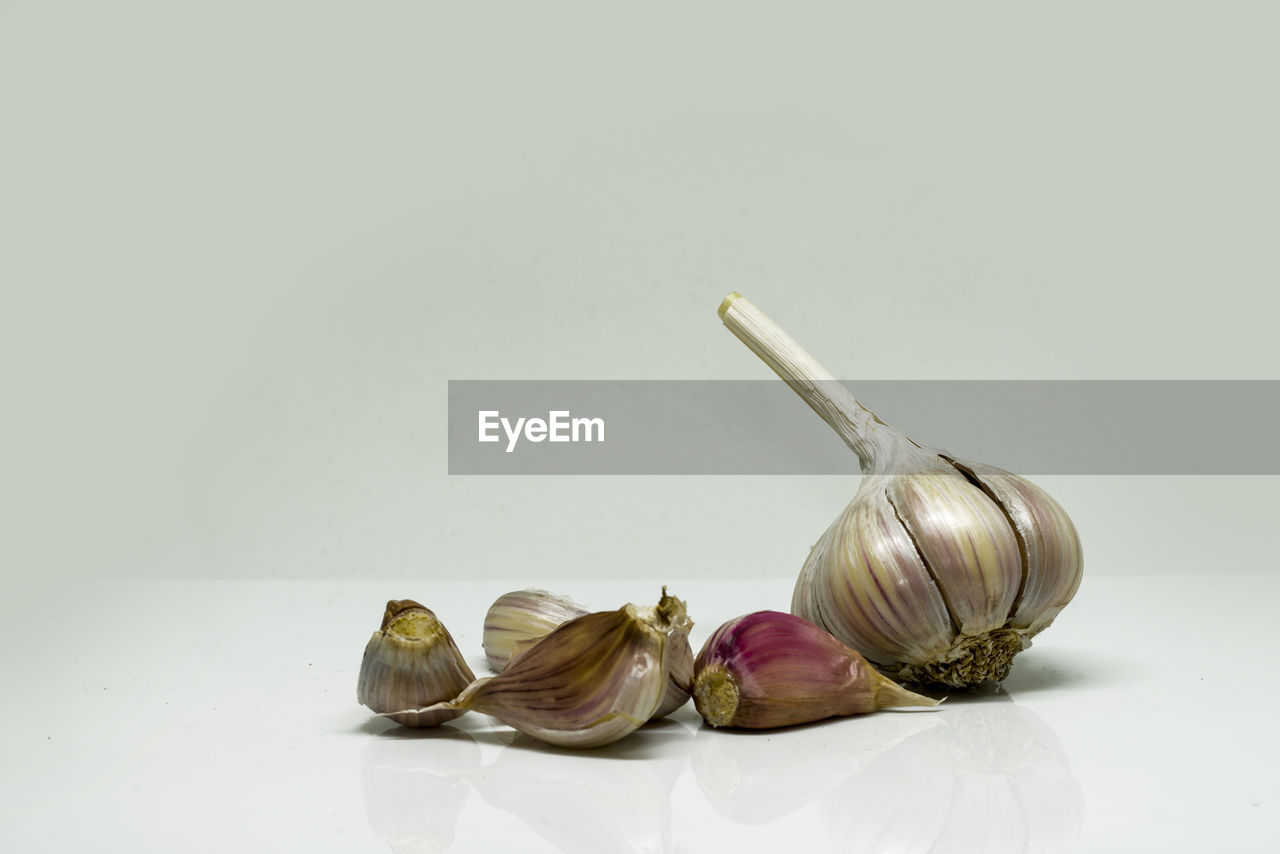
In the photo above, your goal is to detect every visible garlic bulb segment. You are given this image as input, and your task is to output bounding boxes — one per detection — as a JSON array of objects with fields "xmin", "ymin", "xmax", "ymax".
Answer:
[
  {"xmin": 482, "ymin": 590, "xmax": 589, "ymax": 672},
  {"xmin": 484, "ymin": 588, "xmax": 695, "ymax": 718},
  {"xmin": 719, "ymin": 294, "xmax": 1083, "ymax": 687},
  {"xmin": 357, "ymin": 599, "xmax": 477, "ymax": 727},
  {"xmin": 949, "ymin": 459, "xmax": 1084, "ymax": 637},
  {"xmin": 654, "ymin": 621, "xmax": 696, "ymax": 719},
  {"xmin": 417, "ymin": 589, "xmax": 692, "ymax": 748},
  {"xmin": 692, "ymin": 611, "xmax": 937, "ymax": 729}
]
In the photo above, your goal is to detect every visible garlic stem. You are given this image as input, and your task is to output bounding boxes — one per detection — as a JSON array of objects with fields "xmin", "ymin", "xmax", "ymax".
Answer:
[{"xmin": 718, "ymin": 293, "xmax": 912, "ymax": 474}]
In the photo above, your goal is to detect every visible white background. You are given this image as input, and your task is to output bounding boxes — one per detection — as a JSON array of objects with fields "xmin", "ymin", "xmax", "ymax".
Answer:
[
  {"xmin": 2, "ymin": 3, "xmax": 1277, "ymax": 852},
  {"xmin": 3, "ymin": 2, "xmax": 1277, "ymax": 585}
]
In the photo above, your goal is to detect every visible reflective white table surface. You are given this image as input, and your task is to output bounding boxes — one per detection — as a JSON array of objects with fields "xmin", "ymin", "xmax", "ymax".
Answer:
[{"xmin": 2, "ymin": 574, "xmax": 1274, "ymax": 853}]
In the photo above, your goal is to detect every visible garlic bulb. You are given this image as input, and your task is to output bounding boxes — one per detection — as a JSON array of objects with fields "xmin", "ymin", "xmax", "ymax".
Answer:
[
  {"xmin": 409, "ymin": 589, "xmax": 691, "ymax": 748},
  {"xmin": 693, "ymin": 611, "xmax": 937, "ymax": 729},
  {"xmin": 719, "ymin": 294, "xmax": 1083, "ymax": 687},
  {"xmin": 357, "ymin": 599, "xmax": 476, "ymax": 726},
  {"xmin": 482, "ymin": 588, "xmax": 695, "ymax": 718}
]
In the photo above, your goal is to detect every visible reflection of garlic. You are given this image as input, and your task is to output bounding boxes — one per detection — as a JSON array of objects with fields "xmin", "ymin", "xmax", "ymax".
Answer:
[
  {"xmin": 357, "ymin": 600, "xmax": 475, "ymax": 727},
  {"xmin": 409, "ymin": 589, "xmax": 691, "ymax": 748},
  {"xmin": 719, "ymin": 295, "xmax": 1083, "ymax": 687},
  {"xmin": 482, "ymin": 589, "xmax": 694, "ymax": 718},
  {"xmin": 472, "ymin": 722, "xmax": 691, "ymax": 854},
  {"xmin": 691, "ymin": 703, "xmax": 935, "ymax": 825},
  {"xmin": 820, "ymin": 702, "xmax": 1083, "ymax": 854},
  {"xmin": 693, "ymin": 611, "xmax": 937, "ymax": 729},
  {"xmin": 361, "ymin": 728, "xmax": 481, "ymax": 854}
]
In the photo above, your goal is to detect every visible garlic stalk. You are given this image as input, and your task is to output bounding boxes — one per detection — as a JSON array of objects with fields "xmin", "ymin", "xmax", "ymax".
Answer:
[
  {"xmin": 719, "ymin": 294, "xmax": 1083, "ymax": 687},
  {"xmin": 357, "ymin": 599, "xmax": 476, "ymax": 727},
  {"xmin": 693, "ymin": 611, "xmax": 937, "ymax": 729},
  {"xmin": 404, "ymin": 589, "xmax": 691, "ymax": 748},
  {"xmin": 482, "ymin": 588, "xmax": 695, "ymax": 718}
]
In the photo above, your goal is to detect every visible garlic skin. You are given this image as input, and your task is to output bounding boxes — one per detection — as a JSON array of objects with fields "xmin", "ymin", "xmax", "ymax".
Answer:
[
  {"xmin": 481, "ymin": 590, "xmax": 589, "ymax": 672},
  {"xmin": 483, "ymin": 588, "xmax": 695, "ymax": 719},
  {"xmin": 655, "ymin": 625, "xmax": 696, "ymax": 718},
  {"xmin": 720, "ymin": 294, "xmax": 1083, "ymax": 687},
  {"xmin": 409, "ymin": 589, "xmax": 692, "ymax": 748},
  {"xmin": 693, "ymin": 610, "xmax": 937, "ymax": 729},
  {"xmin": 357, "ymin": 599, "xmax": 476, "ymax": 727}
]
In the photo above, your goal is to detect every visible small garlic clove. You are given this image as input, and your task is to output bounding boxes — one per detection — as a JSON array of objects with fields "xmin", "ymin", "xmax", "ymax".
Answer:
[
  {"xmin": 357, "ymin": 599, "xmax": 476, "ymax": 727},
  {"xmin": 950, "ymin": 459, "xmax": 1084, "ymax": 638},
  {"xmin": 795, "ymin": 482, "xmax": 955, "ymax": 668},
  {"xmin": 484, "ymin": 588, "xmax": 695, "ymax": 719},
  {"xmin": 654, "ymin": 622, "xmax": 695, "ymax": 718},
  {"xmin": 419, "ymin": 589, "xmax": 692, "ymax": 748},
  {"xmin": 481, "ymin": 589, "xmax": 588, "ymax": 673},
  {"xmin": 692, "ymin": 610, "xmax": 938, "ymax": 730},
  {"xmin": 884, "ymin": 472, "xmax": 1023, "ymax": 639}
]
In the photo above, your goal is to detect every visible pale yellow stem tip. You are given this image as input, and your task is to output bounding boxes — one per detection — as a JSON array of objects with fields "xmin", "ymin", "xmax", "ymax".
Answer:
[{"xmin": 718, "ymin": 292, "xmax": 743, "ymax": 320}]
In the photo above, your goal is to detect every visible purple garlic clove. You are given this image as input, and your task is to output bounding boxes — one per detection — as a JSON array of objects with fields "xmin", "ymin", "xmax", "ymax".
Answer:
[{"xmin": 693, "ymin": 610, "xmax": 938, "ymax": 729}]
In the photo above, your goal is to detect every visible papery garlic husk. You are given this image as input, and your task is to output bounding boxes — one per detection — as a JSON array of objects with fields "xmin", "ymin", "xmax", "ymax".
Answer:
[
  {"xmin": 720, "ymin": 294, "xmax": 1084, "ymax": 688},
  {"xmin": 407, "ymin": 588, "xmax": 692, "ymax": 748},
  {"xmin": 483, "ymin": 588, "xmax": 695, "ymax": 719},
  {"xmin": 693, "ymin": 610, "xmax": 937, "ymax": 729},
  {"xmin": 655, "ymin": 625, "xmax": 696, "ymax": 718},
  {"xmin": 357, "ymin": 599, "xmax": 477, "ymax": 727}
]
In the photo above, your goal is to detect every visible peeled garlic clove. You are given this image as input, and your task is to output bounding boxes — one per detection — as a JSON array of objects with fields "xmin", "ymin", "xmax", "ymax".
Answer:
[
  {"xmin": 418, "ymin": 589, "xmax": 691, "ymax": 748},
  {"xmin": 482, "ymin": 589, "xmax": 588, "ymax": 672},
  {"xmin": 720, "ymin": 294, "xmax": 1084, "ymax": 688},
  {"xmin": 357, "ymin": 599, "xmax": 476, "ymax": 727},
  {"xmin": 483, "ymin": 588, "xmax": 695, "ymax": 718},
  {"xmin": 693, "ymin": 611, "xmax": 938, "ymax": 729}
]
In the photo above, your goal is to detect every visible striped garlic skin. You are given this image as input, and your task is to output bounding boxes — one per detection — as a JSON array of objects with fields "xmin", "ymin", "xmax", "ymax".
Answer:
[
  {"xmin": 357, "ymin": 600, "xmax": 476, "ymax": 727},
  {"xmin": 416, "ymin": 591, "xmax": 692, "ymax": 748},
  {"xmin": 483, "ymin": 588, "xmax": 695, "ymax": 719},
  {"xmin": 655, "ymin": 629, "xmax": 696, "ymax": 718},
  {"xmin": 482, "ymin": 590, "xmax": 588, "ymax": 672},
  {"xmin": 952, "ymin": 460, "xmax": 1084, "ymax": 636}
]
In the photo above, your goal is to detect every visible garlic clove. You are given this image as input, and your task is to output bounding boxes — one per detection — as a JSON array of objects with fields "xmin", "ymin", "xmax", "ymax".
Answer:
[
  {"xmin": 357, "ymin": 599, "xmax": 476, "ymax": 727},
  {"xmin": 950, "ymin": 459, "xmax": 1084, "ymax": 638},
  {"xmin": 413, "ymin": 589, "xmax": 692, "ymax": 748},
  {"xmin": 796, "ymin": 483, "xmax": 955, "ymax": 668},
  {"xmin": 692, "ymin": 611, "xmax": 938, "ymax": 729},
  {"xmin": 483, "ymin": 588, "xmax": 695, "ymax": 719},
  {"xmin": 884, "ymin": 473, "xmax": 1022, "ymax": 638},
  {"xmin": 503, "ymin": 635, "xmax": 544, "ymax": 668},
  {"xmin": 654, "ymin": 622, "xmax": 695, "ymax": 718},
  {"xmin": 481, "ymin": 589, "xmax": 588, "ymax": 673}
]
